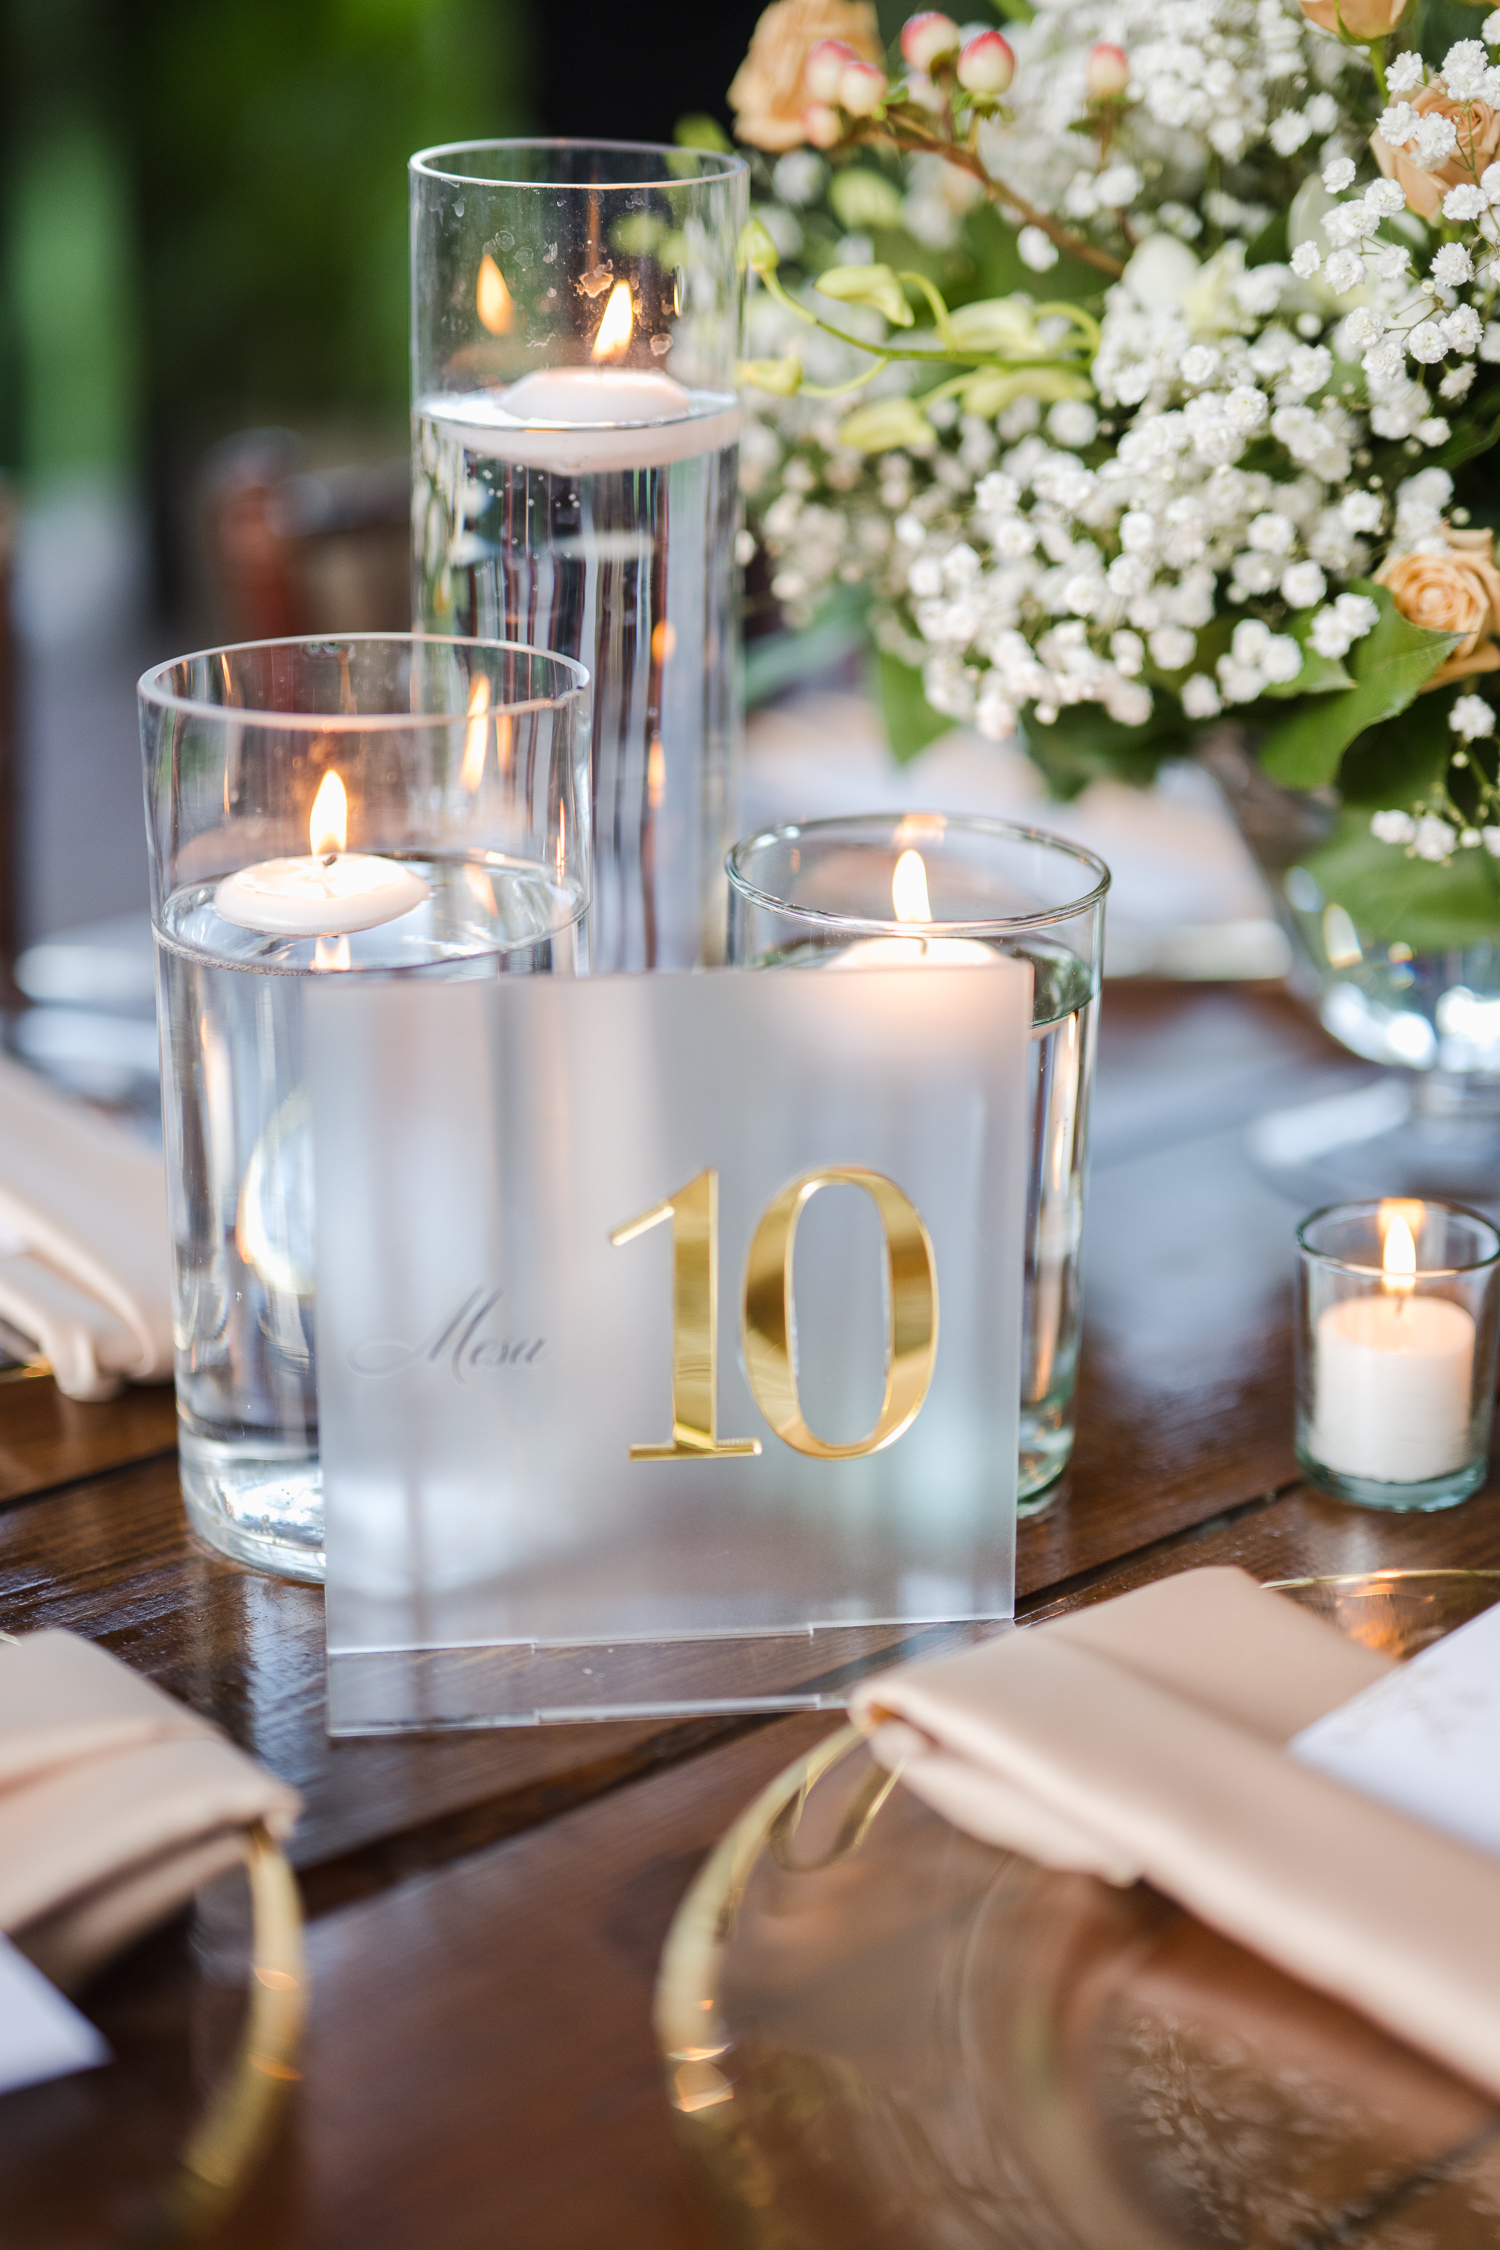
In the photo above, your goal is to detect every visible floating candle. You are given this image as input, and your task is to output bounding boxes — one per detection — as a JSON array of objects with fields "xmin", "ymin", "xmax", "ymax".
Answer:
[
  {"xmin": 825, "ymin": 849, "xmax": 1001, "ymax": 970},
  {"xmin": 214, "ymin": 771, "xmax": 429, "ymax": 940},
  {"xmin": 423, "ymin": 365, "xmax": 742, "ymax": 474},
  {"xmin": 1312, "ymin": 1206, "xmax": 1476, "ymax": 1484}
]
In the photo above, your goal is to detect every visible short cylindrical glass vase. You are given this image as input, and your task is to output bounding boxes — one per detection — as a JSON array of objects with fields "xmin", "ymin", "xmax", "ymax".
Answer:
[
  {"xmin": 140, "ymin": 633, "xmax": 591, "ymax": 1581},
  {"xmin": 726, "ymin": 813, "xmax": 1109, "ymax": 1509},
  {"xmin": 411, "ymin": 139, "xmax": 748, "ymax": 973},
  {"xmin": 1296, "ymin": 1198, "xmax": 1500, "ymax": 1513}
]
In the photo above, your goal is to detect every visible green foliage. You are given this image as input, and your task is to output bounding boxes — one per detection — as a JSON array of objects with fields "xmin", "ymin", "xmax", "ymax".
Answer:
[
  {"xmin": 960, "ymin": 201, "xmax": 1101, "ymax": 308},
  {"xmin": 1307, "ymin": 812, "xmax": 1500, "ymax": 950},
  {"xmin": 1258, "ymin": 582, "xmax": 1460, "ymax": 787},
  {"xmin": 1021, "ymin": 693, "xmax": 1192, "ymax": 799},
  {"xmin": 876, "ymin": 651, "xmax": 955, "ymax": 764},
  {"xmin": 1336, "ymin": 689, "xmax": 1457, "ymax": 806},
  {"xmin": 124, "ymin": 0, "xmax": 532, "ymax": 432}
]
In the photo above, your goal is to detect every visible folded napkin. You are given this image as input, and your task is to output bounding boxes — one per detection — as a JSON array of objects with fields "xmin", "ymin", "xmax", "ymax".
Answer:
[
  {"xmin": 0, "ymin": 1051, "xmax": 174, "ymax": 1400},
  {"xmin": 851, "ymin": 1567, "xmax": 1500, "ymax": 2101},
  {"xmin": 0, "ymin": 1630, "xmax": 300, "ymax": 1989}
]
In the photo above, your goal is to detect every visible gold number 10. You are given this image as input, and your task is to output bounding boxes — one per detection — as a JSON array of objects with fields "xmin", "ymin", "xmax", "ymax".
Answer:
[{"xmin": 610, "ymin": 1168, "xmax": 939, "ymax": 1463}]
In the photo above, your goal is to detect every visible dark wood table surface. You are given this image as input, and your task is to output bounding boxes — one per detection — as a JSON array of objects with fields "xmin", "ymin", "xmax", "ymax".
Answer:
[{"xmin": 6, "ymin": 979, "xmax": 1498, "ymax": 2249}]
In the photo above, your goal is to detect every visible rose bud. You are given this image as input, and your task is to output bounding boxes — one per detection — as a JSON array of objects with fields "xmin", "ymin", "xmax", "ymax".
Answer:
[
  {"xmin": 805, "ymin": 39, "xmax": 858, "ymax": 102},
  {"xmin": 802, "ymin": 100, "xmax": 844, "ymax": 147},
  {"xmin": 839, "ymin": 58, "xmax": 889, "ymax": 115},
  {"xmin": 900, "ymin": 12, "xmax": 961, "ymax": 71},
  {"xmin": 1086, "ymin": 42, "xmax": 1130, "ymax": 99},
  {"xmin": 956, "ymin": 30, "xmax": 1015, "ymax": 93}
]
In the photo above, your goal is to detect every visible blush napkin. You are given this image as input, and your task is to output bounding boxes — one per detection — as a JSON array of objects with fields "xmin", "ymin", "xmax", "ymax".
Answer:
[
  {"xmin": 0, "ymin": 1631, "xmax": 300, "ymax": 1990},
  {"xmin": 0, "ymin": 1052, "xmax": 173, "ymax": 1401},
  {"xmin": 851, "ymin": 1567, "xmax": 1500, "ymax": 2101}
]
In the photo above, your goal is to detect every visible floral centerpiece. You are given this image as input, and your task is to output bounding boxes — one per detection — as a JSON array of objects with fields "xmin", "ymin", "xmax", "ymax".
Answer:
[{"xmin": 722, "ymin": 0, "xmax": 1500, "ymax": 972}]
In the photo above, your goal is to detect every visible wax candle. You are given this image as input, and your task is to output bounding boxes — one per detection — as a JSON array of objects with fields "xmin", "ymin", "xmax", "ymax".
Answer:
[
  {"xmin": 214, "ymin": 771, "xmax": 429, "ymax": 941},
  {"xmin": 825, "ymin": 849, "xmax": 1001, "ymax": 970},
  {"xmin": 1313, "ymin": 1209, "xmax": 1476, "ymax": 1483}
]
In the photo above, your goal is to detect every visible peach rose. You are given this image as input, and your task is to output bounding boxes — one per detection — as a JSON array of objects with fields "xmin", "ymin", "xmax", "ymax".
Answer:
[
  {"xmin": 1371, "ymin": 83, "xmax": 1500, "ymax": 220},
  {"xmin": 1299, "ymin": 0, "xmax": 1407, "ymax": 35},
  {"xmin": 728, "ymin": 0, "xmax": 882, "ymax": 150},
  {"xmin": 1376, "ymin": 530, "xmax": 1500, "ymax": 688}
]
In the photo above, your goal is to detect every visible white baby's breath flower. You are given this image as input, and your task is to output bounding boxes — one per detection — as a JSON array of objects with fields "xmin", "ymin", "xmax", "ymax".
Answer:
[
  {"xmin": 1270, "ymin": 111, "xmax": 1311, "ymax": 156},
  {"xmin": 1444, "ymin": 303, "xmax": 1483, "ymax": 353},
  {"xmin": 1386, "ymin": 52, "xmax": 1425, "ymax": 92},
  {"xmin": 1452, "ymin": 694, "xmax": 1496, "ymax": 739},
  {"xmin": 1482, "ymin": 324, "xmax": 1500, "ymax": 362},
  {"xmin": 1443, "ymin": 185, "xmax": 1488, "ymax": 222},
  {"xmin": 1248, "ymin": 510, "xmax": 1297, "ymax": 554},
  {"xmin": 1372, "ymin": 810, "xmax": 1418, "ymax": 844},
  {"xmin": 1376, "ymin": 102, "xmax": 1419, "ymax": 148},
  {"xmin": 1485, "ymin": 9, "xmax": 1500, "ymax": 42},
  {"xmin": 1323, "ymin": 155, "xmax": 1357, "ymax": 190},
  {"xmin": 1335, "ymin": 592, "xmax": 1379, "ymax": 637},
  {"xmin": 1341, "ymin": 491, "xmax": 1384, "ymax": 532},
  {"xmin": 1110, "ymin": 629, "xmax": 1145, "ymax": 676},
  {"xmin": 1407, "ymin": 320, "xmax": 1451, "ymax": 364},
  {"xmin": 1017, "ymin": 226, "xmax": 1058, "ymax": 271},
  {"xmin": 1181, "ymin": 673, "xmax": 1222, "ymax": 719},
  {"xmin": 1324, "ymin": 201, "xmax": 1380, "ymax": 245},
  {"xmin": 1364, "ymin": 179, "xmax": 1408, "ymax": 216},
  {"xmin": 1373, "ymin": 244, "xmax": 1412, "ymax": 283},
  {"xmin": 1442, "ymin": 40, "xmax": 1490, "ymax": 97},
  {"xmin": 1432, "ymin": 242, "xmax": 1474, "ymax": 289},
  {"xmin": 1323, "ymin": 248, "xmax": 1364, "ymax": 295},
  {"xmin": 1290, "ymin": 241, "xmax": 1321, "ymax": 279},
  {"xmin": 1095, "ymin": 162, "xmax": 1142, "ymax": 207},
  {"xmin": 1414, "ymin": 114, "xmax": 1461, "ymax": 168},
  {"xmin": 1282, "ymin": 559, "xmax": 1327, "ymax": 607},
  {"xmin": 1223, "ymin": 386, "xmax": 1269, "ymax": 433},
  {"xmin": 1149, "ymin": 624, "xmax": 1197, "ymax": 669},
  {"xmin": 1441, "ymin": 363, "xmax": 1478, "ymax": 399},
  {"xmin": 1415, "ymin": 814, "xmax": 1457, "ymax": 861},
  {"xmin": 1418, "ymin": 416, "xmax": 1452, "ymax": 446}
]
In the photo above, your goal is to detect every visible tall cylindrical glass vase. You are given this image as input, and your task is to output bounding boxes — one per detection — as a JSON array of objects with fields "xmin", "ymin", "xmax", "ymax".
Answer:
[
  {"xmin": 411, "ymin": 140, "xmax": 748, "ymax": 972},
  {"xmin": 140, "ymin": 633, "xmax": 590, "ymax": 1582}
]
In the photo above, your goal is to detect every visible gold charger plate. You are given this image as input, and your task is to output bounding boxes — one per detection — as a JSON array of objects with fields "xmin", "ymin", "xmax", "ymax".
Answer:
[
  {"xmin": 0, "ymin": 1826, "xmax": 303, "ymax": 2247},
  {"xmin": 658, "ymin": 1571, "xmax": 1500, "ymax": 2250}
]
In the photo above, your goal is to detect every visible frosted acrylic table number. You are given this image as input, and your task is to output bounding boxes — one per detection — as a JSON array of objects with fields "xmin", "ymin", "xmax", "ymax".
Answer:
[{"xmin": 310, "ymin": 965, "xmax": 1030, "ymax": 1730}]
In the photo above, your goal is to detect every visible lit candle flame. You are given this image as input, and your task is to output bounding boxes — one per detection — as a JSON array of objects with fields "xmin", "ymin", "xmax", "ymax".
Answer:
[
  {"xmin": 477, "ymin": 255, "xmax": 514, "ymax": 335},
  {"xmin": 462, "ymin": 674, "xmax": 491, "ymax": 791},
  {"xmin": 1382, "ymin": 1206, "xmax": 1418, "ymax": 1298},
  {"xmin": 591, "ymin": 280, "xmax": 635, "ymax": 361},
  {"xmin": 309, "ymin": 769, "xmax": 347, "ymax": 857},
  {"xmin": 892, "ymin": 848, "xmax": 932, "ymax": 924}
]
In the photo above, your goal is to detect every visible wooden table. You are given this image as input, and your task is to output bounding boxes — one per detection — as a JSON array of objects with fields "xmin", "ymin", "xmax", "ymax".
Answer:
[{"xmin": 5, "ymin": 980, "xmax": 1498, "ymax": 2249}]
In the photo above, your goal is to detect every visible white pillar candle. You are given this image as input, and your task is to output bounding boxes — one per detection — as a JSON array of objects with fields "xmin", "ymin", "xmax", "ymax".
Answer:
[
  {"xmin": 1313, "ymin": 1212, "xmax": 1476, "ymax": 1484},
  {"xmin": 214, "ymin": 771, "xmax": 429, "ymax": 941},
  {"xmin": 824, "ymin": 849, "xmax": 1002, "ymax": 972}
]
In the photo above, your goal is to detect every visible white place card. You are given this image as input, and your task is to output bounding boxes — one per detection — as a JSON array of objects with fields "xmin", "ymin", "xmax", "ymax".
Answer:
[
  {"xmin": 0, "ymin": 1934, "xmax": 109, "ymax": 2098},
  {"xmin": 310, "ymin": 965, "xmax": 1031, "ymax": 1730},
  {"xmin": 1292, "ymin": 1599, "xmax": 1500, "ymax": 1861}
]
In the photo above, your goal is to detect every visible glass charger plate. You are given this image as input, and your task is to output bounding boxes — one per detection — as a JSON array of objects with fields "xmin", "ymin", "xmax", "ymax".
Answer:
[
  {"xmin": 0, "ymin": 1825, "xmax": 302, "ymax": 2248},
  {"xmin": 657, "ymin": 1571, "xmax": 1500, "ymax": 2250}
]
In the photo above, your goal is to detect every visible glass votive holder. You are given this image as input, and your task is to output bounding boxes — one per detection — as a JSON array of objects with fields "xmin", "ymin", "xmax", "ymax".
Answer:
[
  {"xmin": 726, "ymin": 812, "xmax": 1109, "ymax": 1510},
  {"xmin": 140, "ymin": 632, "xmax": 591, "ymax": 1581},
  {"xmin": 1296, "ymin": 1199, "xmax": 1500, "ymax": 1513}
]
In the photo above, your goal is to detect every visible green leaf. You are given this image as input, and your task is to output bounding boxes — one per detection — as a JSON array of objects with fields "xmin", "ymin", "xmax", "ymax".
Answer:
[
  {"xmin": 744, "ymin": 587, "xmax": 871, "ymax": 709},
  {"xmin": 875, "ymin": 650, "xmax": 954, "ymax": 765},
  {"xmin": 838, "ymin": 397, "xmax": 935, "ymax": 452},
  {"xmin": 828, "ymin": 169, "xmax": 908, "ymax": 232},
  {"xmin": 1336, "ymin": 687, "xmax": 1456, "ymax": 806},
  {"xmin": 1258, "ymin": 581, "xmax": 1460, "ymax": 787},
  {"xmin": 1245, "ymin": 209, "xmax": 1290, "ymax": 268},
  {"xmin": 1020, "ymin": 693, "xmax": 1192, "ymax": 800},
  {"xmin": 816, "ymin": 262, "xmax": 914, "ymax": 326},
  {"xmin": 1305, "ymin": 811, "xmax": 1500, "ymax": 951},
  {"xmin": 989, "ymin": 0, "xmax": 1036, "ymax": 19},
  {"xmin": 674, "ymin": 114, "xmax": 733, "ymax": 154},
  {"xmin": 961, "ymin": 365, "xmax": 1093, "ymax": 415}
]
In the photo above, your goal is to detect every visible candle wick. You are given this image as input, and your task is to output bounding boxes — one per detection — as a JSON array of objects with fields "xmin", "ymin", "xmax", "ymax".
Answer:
[{"xmin": 322, "ymin": 852, "xmax": 338, "ymax": 869}]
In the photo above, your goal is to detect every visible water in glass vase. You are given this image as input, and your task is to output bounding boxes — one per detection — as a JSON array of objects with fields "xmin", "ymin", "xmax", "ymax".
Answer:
[
  {"xmin": 156, "ymin": 854, "xmax": 584, "ymax": 1581},
  {"xmin": 413, "ymin": 388, "xmax": 740, "ymax": 971},
  {"xmin": 756, "ymin": 939, "xmax": 1096, "ymax": 1507}
]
